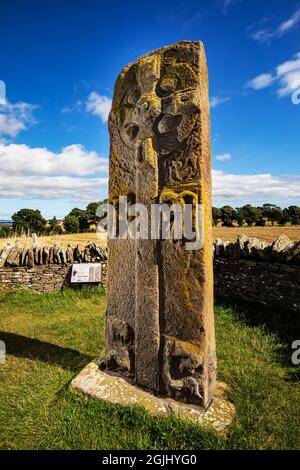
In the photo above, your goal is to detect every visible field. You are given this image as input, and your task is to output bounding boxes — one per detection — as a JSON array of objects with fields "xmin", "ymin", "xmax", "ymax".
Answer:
[
  {"xmin": 0, "ymin": 226, "xmax": 300, "ymax": 250},
  {"xmin": 0, "ymin": 232, "xmax": 107, "ymax": 250},
  {"xmin": 213, "ymin": 226, "xmax": 300, "ymax": 243},
  {"xmin": 0, "ymin": 287, "xmax": 299, "ymax": 450}
]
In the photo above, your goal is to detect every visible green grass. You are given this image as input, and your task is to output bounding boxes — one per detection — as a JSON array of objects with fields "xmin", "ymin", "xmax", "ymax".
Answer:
[{"xmin": 0, "ymin": 287, "xmax": 299, "ymax": 450}]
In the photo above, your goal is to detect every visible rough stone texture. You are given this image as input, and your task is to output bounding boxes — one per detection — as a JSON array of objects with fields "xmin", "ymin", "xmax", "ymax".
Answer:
[
  {"xmin": 214, "ymin": 234, "xmax": 300, "ymax": 265},
  {"xmin": 0, "ymin": 262, "xmax": 107, "ymax": 293},
  {"xmin": 214, "ymin": 258, "xmax": 300, "ymax": 312},
  {"xmin": 0, "ymin": 240, "xmax": 108, "ymax": 293},
  {"xmin": 0, "ymin": 241, "xmax": 107, "ymax": 268},
  {"xmin": 0, "ymin": 265, "xmax": 72, "ymax": 292},
  {"xmin": 71, "ymin": 362, "xmax": 234, "ymax": 435},
  {"xmin": 105, "ymin": 41, "xmax": 216, "ymax": 409},
  {"xmin": 214, "ymin": 235, "xmax": 300, "ymax": 312}
]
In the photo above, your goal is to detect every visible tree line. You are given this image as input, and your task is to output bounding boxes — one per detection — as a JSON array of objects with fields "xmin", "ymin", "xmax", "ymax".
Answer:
[
  {"xmin": 212, "ymin": 204, "xmax": 300, "ymax": 227},
  {"xmin": 1, "ymin": 202, "xmax": 300, "ymax": 238},
  {"xmin": 0, "ymin": 200, "xmax": 108, "ymax": 238}
]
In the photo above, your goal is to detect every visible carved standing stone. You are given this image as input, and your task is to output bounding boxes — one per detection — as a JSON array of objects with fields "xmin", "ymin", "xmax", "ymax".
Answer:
[{"xmin": 104, "ymin": 41, "xmax": 216, "ymax": 409}]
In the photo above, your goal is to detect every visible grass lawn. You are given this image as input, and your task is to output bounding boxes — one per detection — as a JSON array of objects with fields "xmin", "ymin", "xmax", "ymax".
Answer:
[{"xmin": 0, "ymin": 287, "xmax": 299, "ymax": 450}]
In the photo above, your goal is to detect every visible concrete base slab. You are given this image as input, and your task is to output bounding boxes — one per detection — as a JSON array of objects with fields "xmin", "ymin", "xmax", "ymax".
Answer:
[{"xmin": 70, "ymin": 362, "xmax": 235, "ymax": 435}]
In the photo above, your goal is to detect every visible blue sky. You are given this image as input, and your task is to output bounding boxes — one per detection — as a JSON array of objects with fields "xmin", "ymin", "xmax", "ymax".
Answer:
[{"xmin": 0, "ymin": 0, "xmax": 300, "ymax": 219}]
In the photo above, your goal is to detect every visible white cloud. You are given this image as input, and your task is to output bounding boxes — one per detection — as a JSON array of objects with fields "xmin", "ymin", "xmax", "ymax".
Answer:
[
  {"xmin": 0, "ymin": 142, "xmax": 108, "ymax": 201},
  {"xmin": 277, "ymin": 8, "xmax": 300, "ymax": 35},
  {"xmin": 250, "ymin": 29, "xmax": 273, "ymax": 44},
  {"xmin": 221, "ymin": 0, "xmax": 241, "ymax": 12},
  {"xmin": 0, "ymin": 142, "xmax": 108, "ymax": 176},
  {"xmin": 246, "ymin": 73, "xmax": 275, "ymax": 90},
  {"xmin": 61, "ymin": 100, "xmax": 83, "ymax": 114},
  {"xmin": 62, "ymin": 92, "xmax": 112, "ymax": 123},
  {"xmin": 250, "ymin": 8, "xmax": 300, "ymax": 43},
  {"xmin": 246, "ymin": 52, "xmax": 300, "ymax": 99},
  {"xmin": 212, "ymin": 171, "xmax": 300, "ymax": 201},
  {"xmin": 86, "ymin": 92, "xmax": 112, "ymax": 123},
  {"xmin": 210, "ymin": 96, "xmax": 230, "ymax": 108},
  {"xmin": 0, "ymin": 101, "xmax": 37, "ymax": 137},
  {"xmin": 276, "ymin": 52, "xmax": 300, "ymax": 97},
  {"xmin": 0, "ymin": 141, "xmax": 298, "ymax": 206},
  {"xmin": 216, "ymin": 153, "xmax": 231, "ymax": 162},
  {"xmin": 0, "ymin": 173, "xmax": 107, "ymax": 201}
]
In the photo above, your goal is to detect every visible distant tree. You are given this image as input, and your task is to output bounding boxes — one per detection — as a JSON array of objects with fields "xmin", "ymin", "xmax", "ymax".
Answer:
[
  {"xmin": 87, "ymin": 199, "xmax": 109, "ymax": 221},
  {"xmin": 86, "ymin": 202, "xmax": 100, "ymax": 221},
  {"xmin": 287, "ymin": 206, "xmax": 300, "ymax": 225},
  {"xmin": 261, "ymin": 204, "xmax": 282, "ymax": 226},
  {"xmin": 255, "ymin": 218, "xmax": 266, "ymax": 227},
  {"xmin": 212, "ymin": 207, "xmax": 222, "ymax": 226},
  {"xmin": 235, "ymin": 207, "xmax": 245, "ymax": 227},
  {"xmin": 12, "ymin": 209, "xmax": 46, "ymax": 235},
  {"xmin": 239, "ymin": 205, "xmax": 261, "ymax": 227},
  {"xmin": 279, "ymin": 208, "xmax": 292, "ymax": 226},
  {"xmin": 64, "ymin": 215, "xmax": 80, "ymax": 233},
  {"xmin": 48, "ymin": 217, "xmax": 63, "ymax": 234},
  {"xmin": 220, "ymin": 206, "xmax": 236, "ymax": 227},
  {"xmin": 68, "ymin": 208, "xmax": 86, "ymax": 219},
  {"xmin": 0, "ymin": 226, "xmax": 11, "ymax": 237},
  {"xmin": 67, "ymin": 208, "xmax": 89, "ymax": 232}
]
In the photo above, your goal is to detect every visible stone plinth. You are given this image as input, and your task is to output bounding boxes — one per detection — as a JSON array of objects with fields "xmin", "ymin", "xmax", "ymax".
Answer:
[{"xmin": 71, "ymin": 362, "xmax": 234, "ymax": 435}]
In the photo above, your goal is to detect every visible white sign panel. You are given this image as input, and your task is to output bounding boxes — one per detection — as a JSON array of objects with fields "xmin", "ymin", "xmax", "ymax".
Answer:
[{"xmin": 71, "ymin": 263, "xmax": 102, "ymax": 283}]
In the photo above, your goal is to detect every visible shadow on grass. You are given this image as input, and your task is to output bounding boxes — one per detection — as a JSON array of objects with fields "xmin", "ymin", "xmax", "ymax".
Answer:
[
  {"xmin": 0, "ymin": 331, "xmax": 92, "ymax": 372},
  {"xmin": 216, "ymin": 296, "xmax": 299, "ymax": 344},
  {"xmin": 216, "ymin": 296, "xmax": 300, "ymax": 373},
  {"xmin": 216, "ymin": 298, "xmax": 300, "ymax": 382}
]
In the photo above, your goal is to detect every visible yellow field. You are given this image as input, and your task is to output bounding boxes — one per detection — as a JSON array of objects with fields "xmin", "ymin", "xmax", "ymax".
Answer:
[
  {"xmin": 0, "ymin": 233, "xmax": 107, "ymax": 250},
  {"xmin": 213, "ymin": 226, "xmax": 300, "ymax": 243},
  {"xmin": 0, "ymin": 226, "xmax": 300, "ymax": 250}
]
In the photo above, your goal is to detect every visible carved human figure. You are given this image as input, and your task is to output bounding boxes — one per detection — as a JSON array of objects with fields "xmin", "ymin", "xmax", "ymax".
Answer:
[{"xmin": 104, "ymin": 41, "xmax": 216, "ymax": 409}]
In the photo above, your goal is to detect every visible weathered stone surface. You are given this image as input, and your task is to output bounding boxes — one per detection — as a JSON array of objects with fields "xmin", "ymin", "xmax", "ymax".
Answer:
[
  {"xmin": 0, "ymin": 262, "xmax": 107, "ymax": 293},
  {"xmin": 5, "ymin": 246, "xmax": 22, "ymax": 267},
  {"xmin": 71, "ymin": 362, "xmax": 234, "ymax": 435},
  {"xmin": 214, "ymin": 257, "xmax": 300, "ymax": 312},
  {"xmin": 214, "ymin": 234, "xmax": 300, "ymax": 265},
  {"xmin": 66, "ymin": 244, "xmax": 73, "ymax": 263},
  {"xmin": 214, "ymin": 238, "xmax": 225, "ymax": 257},
  {"xmin": 239, "ymin": 235, "xmax": 269, "ymax": 261},
  {"xmin": 0, "ymin": 242, "xmax": 107, "ymax": 269},
  {"xmin": 286, "ymin": 241, "xmax": 300, "ymax": 265},
  {"xmin": 105, "ymin": 41, "xmax": 216, "ymax": 409},
  {"xmin": 270, "ymin": 235, "xmax": 293, "ymax": 263},
  {"xmin": 0, "ymin": 245, "xmax": 12, "ymax": 268}
]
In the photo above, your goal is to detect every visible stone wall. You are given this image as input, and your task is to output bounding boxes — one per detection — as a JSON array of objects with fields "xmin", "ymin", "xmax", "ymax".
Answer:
[
  {"xmin": 213, "ymin": 234, "xmax": 300, "ymax": 312},
  {"xmin": 0, "ymin": 263, "xmax": 107, "ymax": 293},
  {"xmin": 0, "ymin": 241, "xmax": 107, "ymax": 268},
  {"xmin": 0, "ymin": 234, "xmax": 299, "ymax": 312},
  {"xmin": 0, "ymin": 241, "xmax": 108, "ymax": 293},
  {"xmin": 0, "ymin": 264, "xmax": 71, "ymax": 292}
]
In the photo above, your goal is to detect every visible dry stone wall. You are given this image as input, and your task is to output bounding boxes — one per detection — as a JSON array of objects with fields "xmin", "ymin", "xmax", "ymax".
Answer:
[
  {"xmin": 0, "ymin": 234, "xmax": 299, "ymax": 313},
  {"xmin": 0, "ymin": 241, "xmax": 108, "ymax": 292},
  {"xmin": 214, "ymin": 234, "xmax": 300, "ymax": 312}
]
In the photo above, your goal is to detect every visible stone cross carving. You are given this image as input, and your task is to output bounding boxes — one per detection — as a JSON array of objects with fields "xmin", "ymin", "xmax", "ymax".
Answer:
[{"xmin": 103, "ymin": 41, "xmax": 216, "ymax": 409}]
